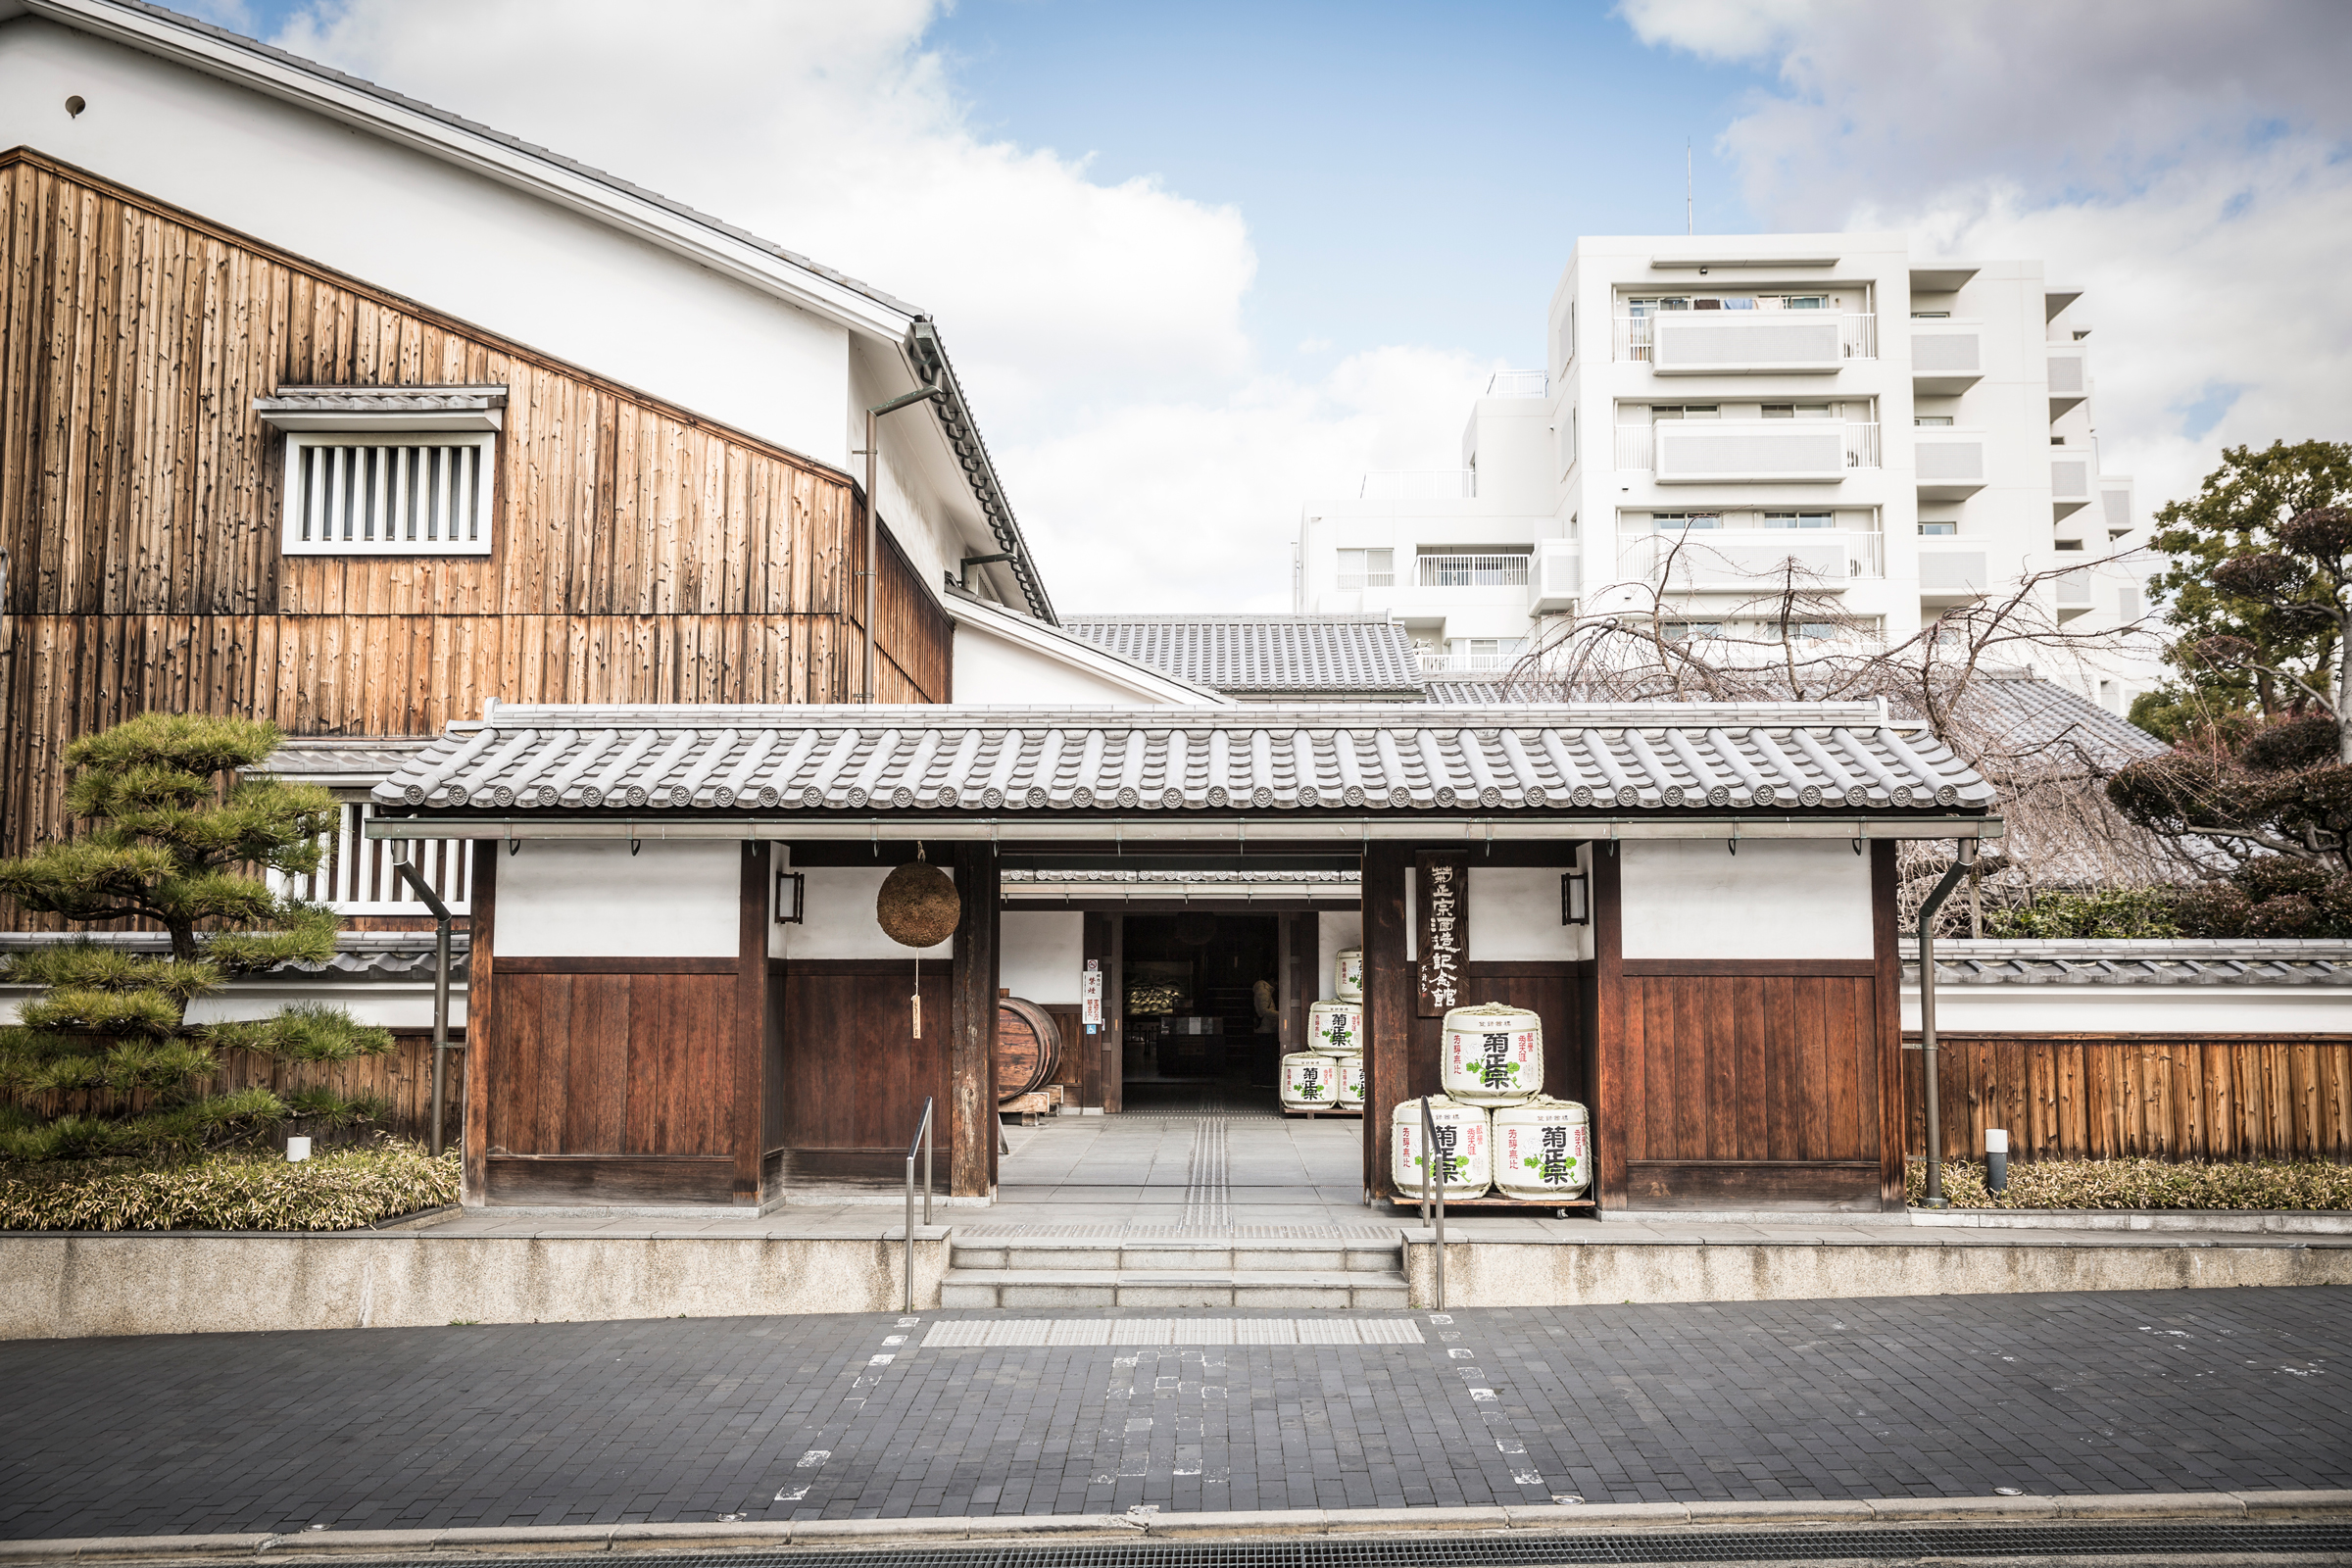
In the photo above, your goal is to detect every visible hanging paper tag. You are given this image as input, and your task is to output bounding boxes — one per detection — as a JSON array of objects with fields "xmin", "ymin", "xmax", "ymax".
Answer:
[{"xmin": 911, "ymin": 991, "xmax": 922, "ymax": 1038}]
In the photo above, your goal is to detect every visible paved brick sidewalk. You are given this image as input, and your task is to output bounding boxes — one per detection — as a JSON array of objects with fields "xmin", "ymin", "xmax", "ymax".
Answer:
[{"xmin": 0, "ymin": 1288, "xmax": 2343, "ymax": 1539}]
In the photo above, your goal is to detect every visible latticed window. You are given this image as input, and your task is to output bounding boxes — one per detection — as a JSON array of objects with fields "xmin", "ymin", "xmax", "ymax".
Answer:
[{"xmin": 256, "ymin": 384, "xmax": 505, "ymax": 557}]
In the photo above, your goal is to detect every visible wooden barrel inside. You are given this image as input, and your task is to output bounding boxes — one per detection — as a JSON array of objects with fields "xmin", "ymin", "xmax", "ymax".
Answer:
[{"xmin": 996, "ymin": 997, "xmax": 1062, "ymax": 1102}]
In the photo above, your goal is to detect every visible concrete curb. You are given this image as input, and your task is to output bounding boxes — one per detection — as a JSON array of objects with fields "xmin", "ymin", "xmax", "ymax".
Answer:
[{"xmin": 5, "ymin": 1490, "xmax": 2347, "ymax": 1562}]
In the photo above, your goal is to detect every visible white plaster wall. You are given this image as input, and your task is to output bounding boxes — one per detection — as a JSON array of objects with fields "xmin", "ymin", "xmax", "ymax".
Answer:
[
  {"xmin": 0, "ymin": 20, "xmax": 856, "ymax": 466},
  {"xmin": 1904, "ymin": 986, "xmax": 2352, "ymax": 1035},
  {"xmin": 953, "ymin": 623, "xmax": 1171, "ymax": 706},
  {"xmin": 1468, "ymin": 864, "xmax": 1588, "ymax": 962},
  {"xmin": 1001, "ymin": 911, "xmax": 1084, "ymax": 1004},
  {"xmin": 4, "ymin": 980, "xmax": 467, "ymax": 1030},
  {"xmin": 1618, "ymin": 840, "xmax": 1873, "ymax": 960},
  {"xmin": 497, "ymin": 841, "xmax": 742, "ymax": 957},
  {"xmin": 1315, "ymin": 910, "xmax": 1363, "ymax": 1002},
  {"xmin": 780, "ymin": 865, "xmax": 953, "ymax": 960}
]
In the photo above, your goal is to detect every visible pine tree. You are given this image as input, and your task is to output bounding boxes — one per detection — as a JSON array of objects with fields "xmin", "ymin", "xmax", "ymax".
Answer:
[{"xmin": 0, "ymin": 714, "xmax": 393, "ymax": 1161}]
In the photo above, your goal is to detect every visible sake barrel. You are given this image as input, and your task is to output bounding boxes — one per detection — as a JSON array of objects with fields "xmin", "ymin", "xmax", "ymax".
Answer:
[
  {"xmin": 1492, "ymin": 1097, "xmax": 1592, "ymax": 1200},
  {"xmin": 1333, "ymin": 948, "xmax": 1365, "ymax": 1002},
  {"xmin": 1309, "ymin": 999, "xmax": 1363, "ymax": 1056},
  {"xmin": 1279, "ymin": 1052, "xmax": 1345, "ymax": 1111},
  {"xmin": 1390, "ymin": 1096, "xmax": 1492, "ymax": 1199},
  {"xmin": 1334, "ymin": 1052, "xmax": 1364, "ymax": 1109},
  {"xmin": 1440, "ymin": 1002, "xmax": 1544, "ymax": 1104},
  {"xmin": 994, "ymin": 997, "xmax": 1062, "ymax": 1103}
]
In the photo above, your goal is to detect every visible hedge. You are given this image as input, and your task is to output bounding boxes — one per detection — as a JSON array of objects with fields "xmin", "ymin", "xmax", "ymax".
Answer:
[
  {"xmin": 0, "ymin": 1143, "xmax": 459, "ymax": 1231},
  {"xmin": 1908, "ymin": 1156, "xmax": 2352, "ymax": 1210}
]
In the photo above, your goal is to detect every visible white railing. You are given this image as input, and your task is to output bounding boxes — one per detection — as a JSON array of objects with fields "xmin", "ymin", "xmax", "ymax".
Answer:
[
  {"xmin": 1484, "ymin": 369, "xmax": 1547, "ymax": 397},
  {"xmin": 1416, "ymin": 653, "xmax": 1516, "ymax": 673},
  {"xmin": 1360, "ymin": 469, "xmax": 1476, "ymax": 500},
  {"xmin": 1622, "ymin": 529, "xmax": 1878, "ymax": 591},
  {"xmin": 1618, "ymin": 421, "xmax": 1881, "ymax": 477},
  {"xmin": 1336, "ymin": 570, "xmax": 1396, "ymax": 590},
  {"xmin": 271, "ymin": 801, "xmax": 471, "ymax": 914},
  {"xmin": 1416, "ymin": 554, "xmax": 1531, "ymax": 587},
  {"xmin": 1614, "ymin": 312, "xmax": 1876, "ymax": 365}
]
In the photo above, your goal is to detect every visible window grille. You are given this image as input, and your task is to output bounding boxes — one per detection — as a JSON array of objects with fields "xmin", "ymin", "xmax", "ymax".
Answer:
[{"xmin": 282, "ymin": 432, "xmax": 494, "ymax": 555}]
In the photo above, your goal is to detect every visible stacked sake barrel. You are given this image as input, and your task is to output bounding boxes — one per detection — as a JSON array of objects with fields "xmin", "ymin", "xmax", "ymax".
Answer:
[
  {"xmin": 1392, "ymin": 1002, "xmax": 1591, "ymax": 1200},
  {"xmin": 1278, "ymin": 947, "xmax": 1365, "ymax": 1114}
]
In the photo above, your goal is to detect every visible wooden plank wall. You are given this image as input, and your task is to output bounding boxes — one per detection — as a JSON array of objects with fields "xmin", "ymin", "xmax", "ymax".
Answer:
[
  {"xmin": 0, "ymin": 151, "xmax": 951, "ymax": 892},
  {"xmin": 773, "ymin": 959, "xmax": 954, "ymax": 1186},
  {"xmin": 1904, "ymin": 1035, "xmax": 2352, "ymax": 1163}
]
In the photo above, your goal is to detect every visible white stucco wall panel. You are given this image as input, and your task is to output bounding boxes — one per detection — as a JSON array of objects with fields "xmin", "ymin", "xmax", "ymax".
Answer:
[
  {"xmin": 1000, "ymin": 911, "xmax": 1084, "ymax": 1004},
  {"xmin": 1618, "ymin": 840, "xmax": 1874, "ymax": 960},
  {"xmin": 953, "ymin": 623, "xmax": 1169, "ymax": 706},
  {"xmin": 1904, "ymin": 986, "xmax": 2352, "ymax": 1035},
  {"xmin": 1315, "ymin": 910, "xmax": 1363, "ymax": 1002},
  {"xmin": 781, "ymin": 865, "xmax": 953, "ymax": 960},
  {"xmin": 1468, "ymin": 864, "xmax": 1589, "ymax": 962},
  {"xmin": 498, "ymin": 841, "xmax": 741, "ymax": 957},
  {"xmin": 0, "ymin": 20, "xmax": 855, "ymax": 466}
]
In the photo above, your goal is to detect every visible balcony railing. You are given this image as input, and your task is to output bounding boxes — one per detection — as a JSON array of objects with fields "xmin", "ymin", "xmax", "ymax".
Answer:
[
  {"xmin": 1415, "ymin": 554, "xmax": 1531, "ymax": 587},
  {"xmin": 1620, "ymin": 528, "xmax": 1882, "ymax": 590},
  {"xmin": 1360, "ymin": 469, "xmax": 1476, "ymax": 500},
  {"xmin": 1416, "ymin": 653, "xmax": 1517, "ymax": 673},
  {"xmin": 1335, "ymin": 570, "xmax": 1396, "ymax": 590},
  {"xmin": 1615, "ymin": 312, "xmax": 1876, "ymax": 368},
  {"xmin": 1484, "ymin": 369, "xmax": 1547, "ymax": 397},
  {"xmin": 1617, "ymin": 420, "xmax": 1880, "ymax": 481}
]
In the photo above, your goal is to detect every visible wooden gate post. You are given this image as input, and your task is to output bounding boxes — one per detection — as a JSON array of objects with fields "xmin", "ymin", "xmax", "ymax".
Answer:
[
  {"xmin": 1362, "ymin": 841, "xmax": 1412, "ymax": 1200},
  {"xmin": 949, "ymin": 842, "xmax": 1001, "ymax": 1197}
]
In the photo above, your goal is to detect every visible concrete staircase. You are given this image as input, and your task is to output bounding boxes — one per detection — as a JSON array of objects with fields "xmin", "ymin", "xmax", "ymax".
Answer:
[{"xmin": 940, "ymin": 1234, "xmax": 1409, "ymax": 1308}]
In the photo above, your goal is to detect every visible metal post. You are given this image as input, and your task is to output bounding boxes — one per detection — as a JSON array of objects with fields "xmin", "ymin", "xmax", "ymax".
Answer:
[
  {"xmin": 905, "ymin": 1096, "xmax": 934, "ymax": 1313},
  {"xmin": 1914, "ymin": 840, "xmax": 1978, "ymax": 1209},
  {"xmin": 924, "ymin": 1102, "xmax": 934, "ymax": 1227},
  {"xmin": 1421, "ymin": 1095, "xmax": 1446, "ymax": 1311},
  {"xmin": 392, "ymin": 851, "xmax": 456, "ymax": 1159}
]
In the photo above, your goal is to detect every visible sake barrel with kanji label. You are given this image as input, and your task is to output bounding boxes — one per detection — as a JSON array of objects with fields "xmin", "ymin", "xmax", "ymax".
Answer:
[
  {"xmin": 1493, "ymin": 1097, "xmax": 1591, "ymax": 1200},
  {"xmin": 1439, "ymin": 1002, "xmax": 1544, "ymax": 1104},
  {"xmin": 1390, "ymin": 1095, "xmax": 1492, "ymax": 1199},
  {"xmin": 1279, "ymin": 1052, "xmax": 1346, "ymax": 1110},
  {"xmin": 1308, "ymin": 999, "xmax": 1363, "ymax": 1056},
  {"xmin": 1333, "ymin": 948, "xmax": 1365, "ymax": 1002},
  {"xmin": 1334, "ymin": 1052, "xmax": 1364, "ymax": 1109}
]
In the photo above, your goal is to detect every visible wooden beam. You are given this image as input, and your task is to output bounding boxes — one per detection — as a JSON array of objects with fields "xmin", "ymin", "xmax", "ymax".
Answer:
[
  {"xmin": 1590, "ymin": 841, "xmax": 1626, "ymax": 1212},
  {"xmin": 949, "ymin": 841, "xmax": 1001, "ymax": 1197},
  {"xmin": 1361, "ymin": 841, "xmax": 1411, "ymax": 1200},
  {"xmin": 734, "ymin": 842, "xmax": 769, "ymax": 1206},
  {"xmin": 463, "ymin": 839, "xmax": 496, "ymax": 1204},
  {"xmin": 1871, "ymin": 840, "xmax": 1903, "ymax": 1211}
]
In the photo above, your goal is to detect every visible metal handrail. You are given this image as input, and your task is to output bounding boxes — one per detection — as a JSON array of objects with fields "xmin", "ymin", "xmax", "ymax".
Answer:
[
  {"xmin": 904, "ymin": 1096, "xmax": 934, "ymax": 1312},
  {"xmin": 1420, "ymin": 1095, "xmax": 1446, "ymax": 1311}
]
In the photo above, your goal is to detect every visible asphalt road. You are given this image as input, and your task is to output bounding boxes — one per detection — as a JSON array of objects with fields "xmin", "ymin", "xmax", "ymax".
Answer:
[{"xmin": 1, "ymin": 1287, "xmax": 2345, "ymax": 1539}]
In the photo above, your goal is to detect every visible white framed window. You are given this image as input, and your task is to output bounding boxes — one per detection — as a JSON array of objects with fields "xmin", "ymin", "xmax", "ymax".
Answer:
[
  {"xmin": 1337, "ymin": 548, "xmax": 1395, "ymax": 589},
  {"xmin": 1761, "ymin": 511, "xmax": 1836, "ymax": 529},
  {"xmin": 281, "ymin": 432, "xmax": 495, "ymax": 555},
  {"xmin": 1761, "ymin": 403, "xmax": 1833, "ymax": 419},
  {"xmin": 1647, "ymin": 511, "xmax": 1724, "ymax": 530},
  {"xmin": 1920, "ymin": 520, "xmax": 1959, "ymax": 536}
]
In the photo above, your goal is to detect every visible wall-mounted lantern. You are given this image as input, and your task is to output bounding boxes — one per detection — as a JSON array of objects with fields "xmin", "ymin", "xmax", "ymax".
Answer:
[
  {"xmin": 1560, "ymin": 868, "xmax": 1590, "ymax": 926},
  {"xmin": 775, "ymin": 869, "xmax": 806, "ymax": 924}
]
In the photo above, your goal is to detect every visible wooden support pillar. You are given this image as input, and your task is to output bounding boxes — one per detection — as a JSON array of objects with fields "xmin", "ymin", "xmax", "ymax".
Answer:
[
  {"xmin": 1361, "ymin": 841, "xmax": 1411, "ymax": 1200},
  {"xmin": 462, "ymin": 840, "xmax": 496, "ymax": 1206},
  {"xmin": 1871, "ymin": 839, "xmax": 1904, "ymax": 1211},
  {"xmin": 1590, "ymin": 840, "xmax": 1626, "ymax": 1211},
  {"xmin": 733, "ymin": 842, "xmax": 771, "ymax": 1206},
  {"xmin": 949, "ymin": 841, "xmax": 1001, "ymax": 1197},
  {"xmin": 1085, "ymin": 912, "xmax": 1123, "ymax": 1113}
]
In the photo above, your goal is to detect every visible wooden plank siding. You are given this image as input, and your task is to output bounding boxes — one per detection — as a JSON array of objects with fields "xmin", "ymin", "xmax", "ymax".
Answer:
[
  {"xmin": 1904, "ymin": 1035, "xmax": 2352, "ymax": 1164},
  {"xmin": 0, "ymin": 152, "xmax": 952, "ymax": 919}
]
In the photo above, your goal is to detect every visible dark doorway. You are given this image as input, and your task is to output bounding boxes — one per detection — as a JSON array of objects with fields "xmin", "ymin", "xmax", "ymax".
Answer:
[{"xmin": 1118, "ymin": 912, "xmax": 1283, "ymax": 1111}]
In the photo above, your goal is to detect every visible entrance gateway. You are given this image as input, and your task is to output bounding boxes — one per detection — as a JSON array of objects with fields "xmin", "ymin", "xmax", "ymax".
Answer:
[{"xmin": 368, "ymin": 699, "xmax": 1997, "ymax": 1215}]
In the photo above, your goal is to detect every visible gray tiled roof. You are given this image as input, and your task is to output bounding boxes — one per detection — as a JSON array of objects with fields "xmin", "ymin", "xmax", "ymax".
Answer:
[
  {"xmin": 1969, "ymin": 671, "xmax": 2168, "ymax": 768},
  {"xmin": 1059, "ymin": 615, "xmax": 1423, "ymax": 697},
  {"xmin": 0, "ymin": 931, "xmax": 468, "ymax": 981},
  {"xmin": 261, "ymin": 736, "xmax": 438, "ymax": 785},
  {"xmin": 370, "ymin": 702, "xmax": 1995, "ymax": 815},
  {"xmin": 1901, "ymin": 940, "xmax": 2352, "ymax": 987}
]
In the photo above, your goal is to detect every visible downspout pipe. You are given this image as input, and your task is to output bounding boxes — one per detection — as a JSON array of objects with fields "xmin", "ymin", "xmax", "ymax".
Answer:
[
  {"xmin": 1912, "ymin": 837, "xmax": 1979, "ymax": 1208},
  {"xmin": 858, "ymin": 386, "xmax": 943, "ymax": 704},
  {"xmin": 391, "ymin": 853, "xmax": 457, "ymax": 1158}
]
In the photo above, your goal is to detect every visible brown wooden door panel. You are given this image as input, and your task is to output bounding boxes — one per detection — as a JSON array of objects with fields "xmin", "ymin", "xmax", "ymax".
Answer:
[{"xmin": 564, "ymin": 974, "xmax": 631, "ymax": 1152}]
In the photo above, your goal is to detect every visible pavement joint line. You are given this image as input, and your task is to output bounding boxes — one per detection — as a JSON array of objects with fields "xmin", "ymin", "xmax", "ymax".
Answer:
[{"xmin": 7, "ymin": 1492, "xmax": 2351, "ymax": 1562}]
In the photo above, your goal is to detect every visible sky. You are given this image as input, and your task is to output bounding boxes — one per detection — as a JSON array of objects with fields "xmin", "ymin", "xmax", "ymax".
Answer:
[{"xmin": 189, "ymin": 0, "xmax": 2352, "ymax": 613}]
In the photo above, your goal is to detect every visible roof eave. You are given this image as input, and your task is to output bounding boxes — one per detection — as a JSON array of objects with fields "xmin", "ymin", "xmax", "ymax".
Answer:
[{"xmin": 906, "ymin": 320, "xmax": 1054, "ymax": 624}]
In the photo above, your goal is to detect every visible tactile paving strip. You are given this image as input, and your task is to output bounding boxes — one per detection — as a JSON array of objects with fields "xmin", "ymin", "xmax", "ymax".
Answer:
[
  {"xmin": 956, "ymin": 1225, "xmax": 1397, "ymax": 1241},
  {"xmin": 920, "ymin": 1317, "xmax": 1425, "ymax": 1348}
]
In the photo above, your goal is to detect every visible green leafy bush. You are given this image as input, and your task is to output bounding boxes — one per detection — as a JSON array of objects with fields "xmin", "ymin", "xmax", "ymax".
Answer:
[
  {"xmin": 1908, "ymin": 1156, "xmax": 2352, "ymax": 1210},
  {"xmin": 0, "ymin": 1143, "xmax": 458, "ymax": 1231},
  {"xmin": 1983, "ymin": 889, "xmax": 2181, "ymax": 939}
]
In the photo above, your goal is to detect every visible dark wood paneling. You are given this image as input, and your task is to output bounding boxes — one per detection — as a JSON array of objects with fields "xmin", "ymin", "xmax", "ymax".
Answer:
[
  {"xmin": 1462, "ymin": 961, "xmax": 1586, "ymax": 1108},
  {"xmin": 1622, "ymin": 959, "xmax": 1878, "ymax": 977},
  {"xmin": 464, "ymin": 841, "xmax": 495, "ymax": 1200},
  {"xmin": 1625, "ymin": 1159, "xmax": 1883, "ymax": 1211},
  {"xmin": 950, "ymin": 844, "xmax": 1000, "ymax": 1196},
  {"xmin": 486, "ymin": 967, "xmax": 736, "ymax": 1158},
  {"xmin": 499, "ymin": 956, "xmax": 738, "ymax": 974},
  {"xmin": 1871, "ymin": 841, "xmax": 1904, "ymax": 1207},
  {"xmin": 734, "ymin": 843, "xmax": 768, "ymax": 1204},
  {"xmin": 1905, "ymin": 1035, "xmax": 2352, "ymax": 1164},
  {"xmin": 484, "ymin": 1154, "xmax": 734, "ymax": 1206},
  {"xmin": 1361, "ymin": 843, "xmax": 1412, "ymax": 1194},
  {"xmin": 1084, "ymin": 913, "xmax": 1122, "ymax": 1115},
  {"xmin": 776, "ymin": 959, "xmax": 953, "ymax": 1177}
]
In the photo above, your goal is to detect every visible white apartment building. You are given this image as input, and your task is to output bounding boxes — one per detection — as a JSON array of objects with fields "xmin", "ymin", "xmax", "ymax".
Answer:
[{"xmin": 1297, "ymin": 232, "xmax": 2158, "ymax": 710}]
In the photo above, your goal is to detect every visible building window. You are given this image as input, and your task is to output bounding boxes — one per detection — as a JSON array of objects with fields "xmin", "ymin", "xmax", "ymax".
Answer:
[
  {"xmin": 1337, "ymin": 548, "xmax": 1395, "ymax": 589},
  {"xmin": 1910, "ymin": 311, "xmax": 1951, "ymax": 319},
  {"xmin": 1778, "ymin": 295, "xmax": 1829, "ymax": 310},
  {"xmin": 1914, "ymin": 415, "xmax": 1955, "ymax": 426},
  {"xmin": 1761, "ymin": 512, "xmax": 1835, "ymax": 529},
  {"xmin": 1649, "ymin": 404, "xmax": 1720, "ymax": 421},
  {"xmin": 2055, "ymin": 539, "xmax": 2084, "ymax": 551},
  {"xmin": 1647, "ymin": 512, "xmax": 1724, "ymax": 530},
  {"xmin": 257, "ymin": 384, "xmax": 506, "ymax": 558},
  {"xmin": 1761, "ymin": 403, "xmax": 1833, "ymax": 419},
  {"xmin": 1920, "ymin": 520, "xmax": 1959, "ymax": 536},
  {"xmin": 1661, "ymin": 621, "xmax": 1725, "ymax": 641}
]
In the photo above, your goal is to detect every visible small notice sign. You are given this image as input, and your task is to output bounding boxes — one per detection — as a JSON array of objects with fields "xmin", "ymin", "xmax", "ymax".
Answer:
[
  {"xmin": 1416, "ymin": 852, "xmax": 1469, "ymax": 1017},
  {"xmin": 1083, "ymin": 960, "xmax": 1103, "ymax": 1028}
]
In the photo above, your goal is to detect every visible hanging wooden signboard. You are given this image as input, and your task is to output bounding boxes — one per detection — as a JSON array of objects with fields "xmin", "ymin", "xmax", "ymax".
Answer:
[{"xmin": 1416, "ymin": 851, "xmax": 1469, "ymax": 1017}]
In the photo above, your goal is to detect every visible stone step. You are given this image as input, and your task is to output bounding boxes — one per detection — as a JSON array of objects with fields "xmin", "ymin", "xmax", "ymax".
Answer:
[
  {"xmin": 939, "ymin": 1267, "xmax": 1410, "ymax": 1310},
  {"xmin": 950, "ymin": 1238, "xmax": 1402, "ymax": 1274}
]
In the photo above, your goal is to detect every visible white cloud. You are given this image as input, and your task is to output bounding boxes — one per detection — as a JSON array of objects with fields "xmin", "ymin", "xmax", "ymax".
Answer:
[
  {"xmin": 263, "ymin": 0, "xmax": 1469, "ymax": 609},
  {"xmin": 1621, "ymin": 0, "xmax": 2352, "ymax": 515}
]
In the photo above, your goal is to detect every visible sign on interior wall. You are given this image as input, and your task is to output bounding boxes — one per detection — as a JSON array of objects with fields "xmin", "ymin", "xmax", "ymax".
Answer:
[
  {"xmin": 1083, "ymin": 960, "xmax": 1103, "ymax": 1035},
  {"xmin": 1416, "ymin": 852, "xmax": 1469, "ymax": 1017}
]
